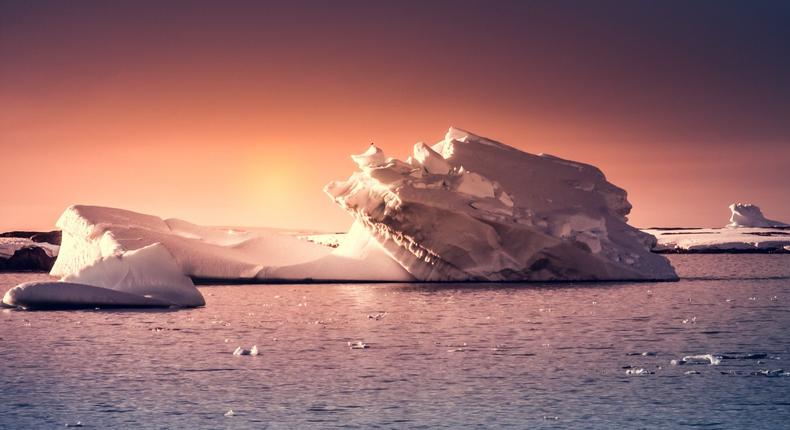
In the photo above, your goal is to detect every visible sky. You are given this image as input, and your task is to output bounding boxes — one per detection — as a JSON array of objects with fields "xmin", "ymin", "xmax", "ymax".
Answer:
[{"xmin": 1, "ymin": 0, "xmax": 789, "ymax": 232}]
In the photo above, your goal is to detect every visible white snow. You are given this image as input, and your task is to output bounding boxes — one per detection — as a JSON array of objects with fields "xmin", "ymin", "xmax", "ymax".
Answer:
[
  {"xmin": 0, "ymin": 238, "xmax": 59, "ymax": 259},
  {"xmin": 50, "ymin": 204, "xmax": 411, "ymax": 283},
  {"xmin": 644, "ymin": 203, "xmax": 790, "ymax": 253},
  {"xmin": 3, "ymin": 243, "xmax": 204, "ymax": 309},
  {"xmin": 324, "ymin": 127, "xmax": 678, "ymax": 281}
]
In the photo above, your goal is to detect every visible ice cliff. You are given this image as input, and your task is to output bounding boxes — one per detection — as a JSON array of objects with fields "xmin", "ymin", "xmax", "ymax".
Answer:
[{"xmin": 325, "ymin": 127, "xmax": 677, "ymax": 281}]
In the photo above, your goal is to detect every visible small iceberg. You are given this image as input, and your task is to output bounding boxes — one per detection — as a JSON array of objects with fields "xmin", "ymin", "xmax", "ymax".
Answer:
[
  {"xmin": 224, "ymin": 409, "xmax": 236, "ymax": 417},
  {"xmin": 2, "ymin": 243, "xmax": 205, "ymax": 310},
  {"xmin": 674, "ymin": 354, "xmax": 722, "ymax": 365},
  {"xmin": 232, "ymin": 345, "xmax": 259, "ymax": 356},
  {"xmin": 625, "ymin": 368, "xmax": 652, "ymax": 376},
  {"xmin": 348, "ymin": 341, "xmax": 369, "ymax": 350}
]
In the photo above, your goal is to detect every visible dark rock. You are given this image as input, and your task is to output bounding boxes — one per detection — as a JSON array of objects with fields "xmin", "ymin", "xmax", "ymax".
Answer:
[
  {"xmin": 0, "ymin": 247, "xmax": 56, "ymax": 272},
  {"xmin": 0, "ymin": 230, "xmax": 61, "ymax": 245}
]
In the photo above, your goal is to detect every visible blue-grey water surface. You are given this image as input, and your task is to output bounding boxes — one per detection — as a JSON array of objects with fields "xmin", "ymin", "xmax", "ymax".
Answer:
[{"xmin": 1, "ymin": 254, "xmax": 789, "ymax": 429}]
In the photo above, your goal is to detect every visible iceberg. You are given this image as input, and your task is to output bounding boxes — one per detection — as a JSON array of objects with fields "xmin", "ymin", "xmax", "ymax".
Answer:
[
  {"xmin": 727, "ymin": 203, "xmax": 789, "ymax": 228},
  {"xmin": 49, "ymin": 204, "xmax": 410, "ymax": 283},
  {"xmin": 3, "ymin": 243, "xmax": 204, "ymax": 309},
  {"xmin": 645, "ymin": 203, "xmax": 790, "ymax": 253},
  {"xmin": 40, "ymin": 127, "xmax": 677, "ymax": 290},
  {"xmin": 325, "ymin": 127, "xmax": 678, "ymax": 281}
]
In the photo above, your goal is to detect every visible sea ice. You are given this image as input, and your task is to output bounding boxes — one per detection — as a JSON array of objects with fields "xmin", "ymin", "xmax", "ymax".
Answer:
[
  {"xmin": 645, "ymin": 203, "xmax": 790, "ymax": 253},
  {"xmin": 680, "ymin": 354, "xmax": 722, "ymax": 365},
  {"xmin": 325, "ymin": 127, "xmax": 677, "ymax": 281}
]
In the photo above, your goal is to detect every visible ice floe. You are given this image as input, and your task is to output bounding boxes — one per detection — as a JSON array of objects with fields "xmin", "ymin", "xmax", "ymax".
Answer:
[{"xmin": 645, "ymin": 203, "xmax": 790, "ymax": 253}]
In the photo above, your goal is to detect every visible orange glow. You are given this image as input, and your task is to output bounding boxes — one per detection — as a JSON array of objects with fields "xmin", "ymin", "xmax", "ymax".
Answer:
[{"xmin": 2, "ymin": 2, "xmax": 788, "ymax": 231}]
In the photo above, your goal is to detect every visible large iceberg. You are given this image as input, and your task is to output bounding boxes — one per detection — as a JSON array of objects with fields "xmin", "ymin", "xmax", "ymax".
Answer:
[
  {"xmin": 646, "ymin": 203, "xmax": 790, "ymax": 253},
  {"xmin": 28, "ymin": 127, "xmax": 678, "ymax": 300},
  {"xmin": 325, "ymin": 127, "xmax": 678, "ymax": 281}
]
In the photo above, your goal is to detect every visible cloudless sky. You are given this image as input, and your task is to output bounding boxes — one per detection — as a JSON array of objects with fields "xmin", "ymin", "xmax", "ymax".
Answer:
[{"xmin": 1, "ymin": 0, "xmax": 789, "ymax": 231}]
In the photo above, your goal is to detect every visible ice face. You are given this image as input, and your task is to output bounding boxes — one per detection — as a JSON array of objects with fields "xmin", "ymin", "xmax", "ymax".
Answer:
[{"xmin": 325, "ymin": 127, "xmax": 678, "ymax": 281}]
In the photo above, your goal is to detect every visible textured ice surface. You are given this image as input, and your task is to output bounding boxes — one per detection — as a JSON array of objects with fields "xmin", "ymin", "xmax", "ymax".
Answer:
[
  {"xmin": 51, "ymin": 205, "xmax": 410, "ymax": 283},
  {"xmin": 325, "ymin": 127, "xmax": 677, "ymax": 281}
]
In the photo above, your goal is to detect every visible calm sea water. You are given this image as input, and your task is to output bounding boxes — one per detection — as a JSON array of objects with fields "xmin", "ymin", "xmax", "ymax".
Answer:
[{"xmin": 1, "ymin": 254, "xmax": 788, "ymax": 429}]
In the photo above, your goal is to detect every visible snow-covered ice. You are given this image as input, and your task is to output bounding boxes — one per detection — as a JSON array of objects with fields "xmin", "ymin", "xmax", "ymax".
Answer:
[
  {"xmin": 3, "ymin": 243, "xmax": 204, "ymax": 309},
  {"xmin": 2, "ymin": 281, "xmax": 175, "ymax": 309},
  {"xmin": 51, "ymin": 205, "xmax": 410, "ymax": 282},
  {"xmin": 325, "ymin": 127, "xmax": 677, "ymax": 281},
  {"xmin": 645, "ymin": 203, "xmax": 790, "ymax": 253}
]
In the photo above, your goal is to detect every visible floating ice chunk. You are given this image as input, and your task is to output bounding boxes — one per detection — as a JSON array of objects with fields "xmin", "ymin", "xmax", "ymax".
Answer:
[
  {"xmin": 224, "ymin": 409, "xmax": 236, "ymax": 417},
  {"xmin": 412, "ymin": 142, "xmax": 451, "ymax": 175},
  {"xmin": 625, "ymin": 368, "xmax": 652, "ymax": 375},
  {"xmin": 348, "ymin": 341, "xmax": 369, "ymax": 349},
  {"xmin": 233, "ymin": 345, "xmax": 259, "ymax": 356},
  {"xmin": 684, "ymin": 370, "xmax": 700, "ymax": 375},
  {"xmin": 59, "ymin": 243, "xmax": 204, "ymax": 307},
  {"xmin": 681, "ymin": 354, "xmax": 722, "ymax": 365},
  {"xmin": 2, "ymin": 281, "xmax": 174, "ymax": 310}
]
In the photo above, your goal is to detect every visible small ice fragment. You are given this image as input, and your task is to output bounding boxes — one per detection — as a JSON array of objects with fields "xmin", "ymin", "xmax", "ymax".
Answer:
[
  {"xmin": 770, "ymin": 296, "xmax": 778, "ymax": 301},
  {"xmin": 224, "ymin": 409, "xmax": 236, "ymax": 417},
  {"xmin": 726, "ymin": 299, "xmax": 734, "ymax": 302},
  {"xmin": 367, "ymin": 312, "xmax": 386, "ymax": 320},
  {"xmin": 749, "ymin": 297, "xmax": 757, "ymax": 301},
  {"xmin": 625, "ymin": 368, "xmax": 651, "ymax": 375},
  {"xmin": 65, "ymin": 422, "xmax": 83, "ymax": 428},
  {"xmin": 249, "ymin": 345, "xmax": 259, "ymax": 356},
  {"xmin": 684, "ymin": 370, "xmax": 700, "ymax": 375},
  {"xmin": 348, "ymin": 341, "xmax": 369, "ymax": 349},
  {"xmin": 543, "ymin": 416, "xmax": 559, "ymax": 420},
  {"xmin": 681, "ymin": 354, "xmax": 722, "ymax": 365}
]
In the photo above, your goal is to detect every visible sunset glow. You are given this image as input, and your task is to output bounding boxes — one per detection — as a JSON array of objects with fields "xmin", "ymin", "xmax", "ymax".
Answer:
[{"xmin": 2, "ymin": 1, "xmax": 789, "ymax": 231}]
